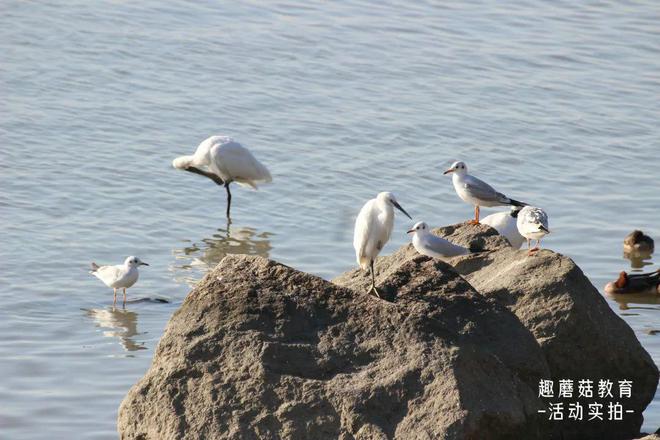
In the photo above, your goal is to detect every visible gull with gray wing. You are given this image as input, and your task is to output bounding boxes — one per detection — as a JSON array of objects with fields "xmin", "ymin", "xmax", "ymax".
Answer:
[
  {"xmin": 407, "ymin": 221, "xmax": 469, "ymax": 258},
  {"xmin": 516, "ymin": 206, "xmax": 550, "ymax": 256},
  {"xmin": 444, "ymin": 161, "xmax": 525, "ymax": 224}
]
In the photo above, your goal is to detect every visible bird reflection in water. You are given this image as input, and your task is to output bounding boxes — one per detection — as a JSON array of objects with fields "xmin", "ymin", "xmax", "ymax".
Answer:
[
  {"xmin": 83, "ymin": 307, "xmax": 146, "ymax": 352},
  {"xmin": 625, "ymin": 253, "xmax": 654, "ymax": 271},
  {"xmin": 608, "ymin": 292, "xmax": 660, "ymax": 312},
  {"xmin": 172, "ymin": 222, "xmax": 273, "ymax": 284}
]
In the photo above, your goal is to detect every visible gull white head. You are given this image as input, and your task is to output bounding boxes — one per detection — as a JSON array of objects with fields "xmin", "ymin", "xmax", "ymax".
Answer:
[
  {"xmin": 407, "ymin": 221, "xmax": 429, "ymax": 234},
  {"xmin": 124, "ymin": 256, "xmax": 149, "ymax": 268},
  {"xmin": 376, "ymin": 192, "xmax": 412, "ymax": 219},
  {"xmin": 443, "ymin": 161, "xmax": 468, "ymax": 176}
]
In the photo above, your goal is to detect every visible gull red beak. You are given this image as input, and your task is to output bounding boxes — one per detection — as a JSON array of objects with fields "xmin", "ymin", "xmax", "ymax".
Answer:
[{"xmin": 443, "ymin": 168, "xmax": 454, "ymax": 175}]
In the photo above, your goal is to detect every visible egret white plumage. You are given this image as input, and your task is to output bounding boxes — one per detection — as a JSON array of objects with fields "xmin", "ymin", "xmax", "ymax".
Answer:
[
  {"xmin": 90, "ymin": 256, "xmax": 149, "ymax": 306},
  {"xmin": 480, "ymin": 206, "xmax": 525, "ymax": 249},
  {"xmin": 516, "ymin": 206, "xmax": 550, "ymax": 256},
  {"xmin": 173, "ymin": 136, "xmax": 272, "ymax": 217},
  {"xmin": 353, "ymin": 192, "xmax": 412, "ymax": 297},
  {"xmin": 407, "ymin": 221, "xmax": 469, "ymax": 257},
  {"xmin": 443, "ymin": 161, "xmax": 525, "ymax": 224}
]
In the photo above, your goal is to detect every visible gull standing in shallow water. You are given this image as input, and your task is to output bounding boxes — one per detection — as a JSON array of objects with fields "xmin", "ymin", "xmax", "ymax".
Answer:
[
  {"xmin": 443, "ymin": 161, "xmax": 525, "ymax": 224},
  {"xmin": 354, "ymin": 192, "xmax": 412, "ymax": 298},
  {"xmin": 516, "ymin": 206, "xmax": 550, "ymax": 256},
  {"xmin": 173, "ymin": 136, "xmax": 272, "ymax": 217},
  {"xmin": 407, "ymin": 221, "xmax": 469, "ymax": 257},
  {"xmin": 481, "ymin": 206, "xmax": 525, "ymax": 249},
  {"xmin": 90, "ymin": 256, "xmax": 149, "ymax": 306}
]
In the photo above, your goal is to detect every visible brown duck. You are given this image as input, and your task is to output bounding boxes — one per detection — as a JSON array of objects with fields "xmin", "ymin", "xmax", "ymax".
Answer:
[{"xmin": 624, "ymin": 230, "xmax": 654, "ymax": 255}]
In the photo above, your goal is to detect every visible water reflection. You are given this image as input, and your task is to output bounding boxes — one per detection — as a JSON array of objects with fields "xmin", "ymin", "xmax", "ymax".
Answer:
[
  {"xmin": 624, "ymin": 251, "xmax": 654, "ymax": 271},
  {"xmin": 608, "ymin": 292, "xmax": 660, "ymax": 311},
  {"xmin": 171, "ymin": 222, "xmax": 273, "ymax": 284},
  {"xmin": 83, "ymin": 307, "xmax": 146, "ymax": 351}
]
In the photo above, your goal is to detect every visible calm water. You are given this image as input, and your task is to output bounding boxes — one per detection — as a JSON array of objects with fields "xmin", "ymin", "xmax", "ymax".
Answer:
[{"xmin": 1, "ymin": 1, "xmax": 659, "ymax": 438}]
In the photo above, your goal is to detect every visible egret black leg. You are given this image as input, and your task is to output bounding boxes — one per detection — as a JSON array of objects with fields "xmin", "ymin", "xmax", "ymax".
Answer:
[
  {"xmin": 184, "ymin": 167, "xmax": 224, "ymax": 186},
  {"xmin": 225, "ymin": 182, "xmax": 232, "ymax": 218},
  {"xmin": 369, "ymin": 260, "xmax": 381, "ymax": 298}
]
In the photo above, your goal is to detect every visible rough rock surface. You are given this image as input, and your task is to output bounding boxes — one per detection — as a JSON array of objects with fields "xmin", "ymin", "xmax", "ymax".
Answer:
[
  {"xmin": 119, "ymin": 223, "xmax": 658, "ymax": 440},
  {"xmin": 450, "ymin": 245, "xmax": 658, "ymax": 440},
  {"xmin": 118, "ymin": 254, "xmax": 551, "ymax": 440},
  {"xmin": 336, "ymin": 223, "xmax": 658, "ymax": 440}
]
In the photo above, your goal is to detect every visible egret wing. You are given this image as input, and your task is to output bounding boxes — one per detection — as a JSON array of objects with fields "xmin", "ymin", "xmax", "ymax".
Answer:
[
  {"xmin": 213, "ymin": 141, "xmax": 272, "ymax": 188},
  {"xmin": 353, "ymin": 200, "xmax": 378, "ymax": 268}
]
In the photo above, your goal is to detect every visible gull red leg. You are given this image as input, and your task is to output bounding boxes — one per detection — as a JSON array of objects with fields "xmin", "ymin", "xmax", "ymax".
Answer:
[
  {"xmin": 529, "ymin": 239, "xmax": 540, "ymax": 255},
  {"xmin": 469, "ymin": 206, "xmax": 480, "ymax": 224}
]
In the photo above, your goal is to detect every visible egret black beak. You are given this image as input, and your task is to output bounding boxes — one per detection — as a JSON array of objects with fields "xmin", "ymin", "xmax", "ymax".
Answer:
[
  {"xmin": 392, "ymin": 201, "xmax": 412, "ymax": 220},
  {"xmin": 443, "ymin": 168, "xmax": 454, "ymax": 175},
  {"xmin": 140, "ymin": 262, "xmax": 150, "ymax": 266},
  {"xmin": 406, "ymin": 229, "xmax": 415, "ymax": 234}
]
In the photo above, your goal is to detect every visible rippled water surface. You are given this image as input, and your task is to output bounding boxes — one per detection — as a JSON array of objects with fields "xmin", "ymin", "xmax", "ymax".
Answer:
[{"xmin": 2, "ymin": 1, "xmax": 659, "ymax": 438}]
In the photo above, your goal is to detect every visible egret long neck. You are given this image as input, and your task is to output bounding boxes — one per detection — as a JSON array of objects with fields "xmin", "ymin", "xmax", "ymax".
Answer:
[{"xmin": 379, "ymin": 200, "xmax": 395, "ymax": 235}]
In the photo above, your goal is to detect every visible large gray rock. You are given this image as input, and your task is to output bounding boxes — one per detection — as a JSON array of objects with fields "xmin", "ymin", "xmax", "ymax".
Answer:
[
  {"xmin": 335, "ymin": 222, "xmax": 658, "ymax": 440},
  {"xmin": 118, "ymin": 254, "xmax": 551, "ymax": 440},
  {"xmin": 450, "ymin": 246, "xmax": 659, "ymax": 440},
  {"xmin": 119, "ymin": 223, "xmax": 658, "ymax": 440}
]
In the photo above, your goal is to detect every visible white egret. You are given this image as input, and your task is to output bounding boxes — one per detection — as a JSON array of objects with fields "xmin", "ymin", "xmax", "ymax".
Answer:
[
  {"xmin": 516, "ymin": 206, "xmax": 550, "ymax": 255},
  {"xmin": 90, "ymin": 256, "xmax": 149, "ymax": 306},
  {"xmin": 443, "ymin": 161, "xmax": 525, "ymax": 224},
  {"xmin": 173, "ymin": 136, "xmax": 272, "ymax": 217},
  {"xmin": 407, "ymin": 221, "xmax": 469, "ymax": 257},
  {"xmin": 353, "ymin": 192, "xmax": 412, "ymax": 298},
  {"xmin": 481, "ymin": 206, "xmax": 525, "ymax": 249}
]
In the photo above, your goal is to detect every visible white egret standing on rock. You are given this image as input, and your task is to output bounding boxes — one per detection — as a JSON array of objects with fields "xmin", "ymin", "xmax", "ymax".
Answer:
[
  {"xmin": 90, "ymin": 256, "xmax": 149, "ymax": 306},
  {"xmin": 481, "ymin": 206, "xmax": 525, "ymax": 249},
  {"xmin": 353, "ymin": 192, "xmax": 412, "ymax": 298},
  {"xmin": 516, "ymin": 206, "xmax": 550, "ymax": 256},
  {"xmin": 443, "ymin": 161, "xmax": 525, "ymax": 224},
  {"xmin": 172, "ymin": 136, "xmax": 272, "ymax": 217},
  {"xmin": 407, "ymin": 221, "xmax": 469, "ymax": 258}
]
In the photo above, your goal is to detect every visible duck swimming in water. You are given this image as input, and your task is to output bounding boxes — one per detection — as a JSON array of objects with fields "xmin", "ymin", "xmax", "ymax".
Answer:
[
  {"xmin": 624, "ymin": 230, "xmax": 654, "ymax": 255},
  {"xmin": 604, "ymin": 269, "xmax": 660, "ymax": 295}
]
